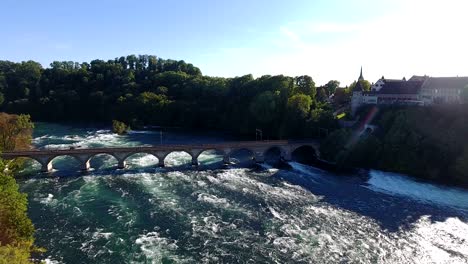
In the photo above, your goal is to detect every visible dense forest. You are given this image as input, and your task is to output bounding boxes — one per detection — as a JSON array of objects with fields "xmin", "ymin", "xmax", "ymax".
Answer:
[
  {"xmin": 320, "ymin": 105, "xmax": 468, "ymax": 187},
  {"xmin": 0, "ymin": 55, "xmax": 338, "ymax": 139}
]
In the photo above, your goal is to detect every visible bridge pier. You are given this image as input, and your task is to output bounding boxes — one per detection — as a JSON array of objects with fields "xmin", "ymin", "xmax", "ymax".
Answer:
[
  {"xmin": 281, "ymin": 151, "xmax": 292, "ymax": 162},
  {"xmin": 254, "ymin": 153, "xmax": 265, "ymax": 163},
  {"xmin": 81, "ymin": 160, "xmax": 91, "ymax": 171},
  {"xmin": 223, "ymin": 154, "xmax": 230, "ymax": 164},
  {"xmin": 158, "ymin": 159, "xmax": 165, "ymax": 167},
  {"xmin": 41, "ymin": 162, "xmax": 53, "ymax": 173},
  {"xmin": 191, "ymin": 157, "xmax": 198, "ymax": 167},
  {"xmin": 118, "ymin": 160, "xmax": 126, "ymax": 169}
]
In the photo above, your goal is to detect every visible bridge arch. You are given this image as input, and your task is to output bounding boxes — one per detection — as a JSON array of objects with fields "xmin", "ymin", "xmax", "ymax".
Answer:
[
  {"xmin": 162, "ymin": 150, "xmax": 195, "ymax": 167},
  {"xmin": 263, "ymin": 146, "xmax": 286, "ymax": 163},
  {"xmin": 47, "ymin": 154, "xmax": 83, "ymax": 171},
  {"xmin": 4, "ymin": 157, "xmax": 43, "ymax": 174},
  {"xmin": 291, "ymin": 145, "xmax": 318, "ymax": 164},
  {"xmin": 123, "ymin": 152, "xmax": 159, "ymax": 168},
  {"xmin": 227, "ymin": 148, "xmax": 255, "ymax": 164},
  {"xmin": 196, "ymin": 149, "xmax": 226, "ymax": 166},
  {"xmin": 87, "ymin": 153, "xmax": 119, "ymax": 170}
]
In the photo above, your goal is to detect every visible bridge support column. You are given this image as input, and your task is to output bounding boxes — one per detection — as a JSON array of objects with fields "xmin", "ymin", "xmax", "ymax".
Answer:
[
  {"xmin": 254, "ymin": 154, "xmax": 265, "ymax": 163},
  {"xmin": 41, "ymin": 162, "xmax": 53, "ymax": 173},
  {"xmin": 281, "ymin": 151, "xmax": 292, "ymax": 162},
  {"xmin": 118, "ymin": 160, "xmax": 126, "ymax": 169},
  {"xmin": 223, "ymin": 155, "xmax": 230, "ymax": 164},
  {"xmin": 81, "ymin": 160, "xmax": 91, "ymax": 171},
  {"xmin": 158, "ymin": 159, "xmax": 165, "ymax": 167},
  {"xmin": 191, "ymin": 157, "xmax": 198, "ymax": 167}
]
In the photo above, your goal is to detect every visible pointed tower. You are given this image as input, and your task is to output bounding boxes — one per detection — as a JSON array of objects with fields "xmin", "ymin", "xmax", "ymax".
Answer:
[
  {"xmin": 351, "ymin": 67, "xmax": 364, "ymax": 116},
  {"xmin": 358, "ymin": 66, "xmax": 364, "ymax": 81}
]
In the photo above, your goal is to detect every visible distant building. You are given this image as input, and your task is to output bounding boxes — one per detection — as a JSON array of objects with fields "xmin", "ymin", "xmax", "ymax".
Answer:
[
  {"xmin": 417, "ymin": 76, "xmax": 468, "ymax": 105},
  {"xmin": 351, "ymin": 69, "xmax": 468, "ymax": 115}
]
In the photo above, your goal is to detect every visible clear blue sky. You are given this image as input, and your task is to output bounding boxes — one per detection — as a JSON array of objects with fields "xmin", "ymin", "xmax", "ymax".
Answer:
[{"xmin": 2, "ymin": 0, "xmax": 467, "ymax": 85}]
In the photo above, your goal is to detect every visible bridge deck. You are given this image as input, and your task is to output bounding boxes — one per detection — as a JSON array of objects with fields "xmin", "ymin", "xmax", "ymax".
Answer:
[
  {"xmin": 2, "ymin": 140, "xmax": 299, "ymax": 156},
  {"xmin": 0, "ymin": 140, "xmax": 320, "ymax": 172}
]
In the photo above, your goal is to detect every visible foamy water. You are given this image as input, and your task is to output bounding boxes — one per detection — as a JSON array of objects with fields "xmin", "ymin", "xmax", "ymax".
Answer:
[
  {"xmin": 367, "ymin": 170, "xmax": 468, "ymax": 211},
  {"xmin": 18, "ymin": 123, "xmax": 468, "ymax": 263}
]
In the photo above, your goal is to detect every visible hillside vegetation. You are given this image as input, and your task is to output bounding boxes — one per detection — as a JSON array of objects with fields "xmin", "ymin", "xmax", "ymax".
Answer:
[
  {"xmin": 0, "ymin": 55, "xmax": 337, "ymax": 139},
  {"xmin": 0, "ymin": 113, "xmax": 39, "ymax": 263},
  {"xmin": 320, "ymin": 105, "xmax": 468, "ymax": 187}
]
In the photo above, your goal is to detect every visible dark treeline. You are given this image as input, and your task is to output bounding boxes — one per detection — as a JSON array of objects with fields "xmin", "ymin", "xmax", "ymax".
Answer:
[{"xmin": 0, "ymin": 55, "xmax": 337, "ymax": 139}]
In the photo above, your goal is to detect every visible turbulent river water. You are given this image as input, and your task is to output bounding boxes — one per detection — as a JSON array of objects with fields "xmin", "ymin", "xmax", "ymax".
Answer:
[{"xmin": 17, "ymin": 123, "xmax": 468, "ymax": 264}]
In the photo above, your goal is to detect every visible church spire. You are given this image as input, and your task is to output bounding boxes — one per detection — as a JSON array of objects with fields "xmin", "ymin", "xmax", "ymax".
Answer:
[{"xmin": 353, "ymin": 67, "xmax": 364, "ymax": 92}]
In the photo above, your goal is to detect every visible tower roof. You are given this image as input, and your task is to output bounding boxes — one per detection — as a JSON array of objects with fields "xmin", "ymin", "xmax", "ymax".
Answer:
[
  {"xmin": 353, "ymin": 67, "xmax": 364, "ymax": 92},
  {"xmin": 358, "ymin": 66, "xmax": 364, "ymax": 81},
  {"xmin": 354, "ymin": 80, "xmax": 364, "ymax": 92}
]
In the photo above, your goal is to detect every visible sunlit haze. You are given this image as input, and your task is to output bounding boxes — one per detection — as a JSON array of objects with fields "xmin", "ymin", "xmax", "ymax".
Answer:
[{"xmin": 1, "ymin": 0, "xmax": 467, "ymax": 85}]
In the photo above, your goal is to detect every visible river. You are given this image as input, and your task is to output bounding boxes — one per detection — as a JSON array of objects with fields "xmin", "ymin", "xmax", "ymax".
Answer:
[{"xmin": 17, "ymin": 123, "xmax": 468, "ymax": 263}]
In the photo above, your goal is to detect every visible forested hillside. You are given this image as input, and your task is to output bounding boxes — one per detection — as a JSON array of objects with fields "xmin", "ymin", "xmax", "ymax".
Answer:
[
  {"xmin": 320, "ymin": 105, "xmax": 468, "ymax": 187},
  {"xmin": 0, "ymin": 55, "xmax": 337, "ymax": 139}
]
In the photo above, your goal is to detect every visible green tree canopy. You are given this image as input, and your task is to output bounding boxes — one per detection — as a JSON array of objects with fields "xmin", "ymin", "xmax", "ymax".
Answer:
[
  {"xmin": 0, "ymin": 112, "xmax": 38, "ymax": 263},
  {"xmin": 295, "ymin": 75, "xmax": 316, "ymax": 99},
  {"xmin": 324, "ymin": 80, "xmax": 340, "ymax": 94},
  {"xmin": 249, "ymin": 91, "xmax": 278, "ymax": 123},
  {"xmin": 0, "ymin": 55, "xmax": 338, "ymax": 139},
  {"xmin": 287, "ymin": 94, "xmax": 312, "ymax": 119}
]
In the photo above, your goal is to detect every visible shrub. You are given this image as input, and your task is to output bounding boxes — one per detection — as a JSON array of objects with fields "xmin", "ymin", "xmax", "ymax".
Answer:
[{"xmin": 112, "ymin": 120, "xmax": 130, "ymax": 135}]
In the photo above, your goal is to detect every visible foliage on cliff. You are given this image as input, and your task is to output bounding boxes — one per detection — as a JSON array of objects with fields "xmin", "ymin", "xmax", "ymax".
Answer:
[
  {"xmin": 320, "ymin": 105, "xmax": 468, "ymax": 186},
  {"xmin": 0, "ymin": 56, "xmax": 337, "ymax": 139},
  {"xmin": 0, "ymin": 113, "xmax": 34, "ymax": 152},
  {"xmin": 0, "ymin": 164, "xmax": 35, "ymax": 263},
  {"xmin": 112, "ymin": 120, "xmax": 130, "ymax": 135},
  {"xmin": 0, "ymin": 113, "xmax": 38, "ymax": 263}
]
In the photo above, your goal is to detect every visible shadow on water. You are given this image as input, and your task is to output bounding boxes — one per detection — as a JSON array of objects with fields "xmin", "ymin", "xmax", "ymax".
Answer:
[{"xmin": 274, "ymin": 159, "xmax": 468, "ymax": 233}]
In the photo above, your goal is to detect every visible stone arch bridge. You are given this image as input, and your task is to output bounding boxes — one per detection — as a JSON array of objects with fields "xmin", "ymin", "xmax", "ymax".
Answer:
[{"xmin": 1, "ymin": 140, "xmax": 320, "ymax": 173}]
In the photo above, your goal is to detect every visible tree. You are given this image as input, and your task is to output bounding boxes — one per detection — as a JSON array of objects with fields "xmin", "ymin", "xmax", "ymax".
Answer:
[
  {"xmin": 0, "ymin": 113, "xmax": 39, "ymax": 263},
  {"xmin": 0, "ymin": 113, "xmax": 34, "ymax": 152},
  {"xmin": 0, "ymin": 165, "xmax": 34, "ymax": 245},
  {"xmin": 319, "ymin": 128, "xmax": 352, "ymax": 163},
  {"xmin": 0, "ymin": 55, "xmax": 338, "ymax": 140},
  {"xmin": 324, "ymin": 80, "xmax": 340, "ymax": 95},
  {"xmin": 295, "ymin": 75, "xmax": 316, "ymax": 99},
  {"xmin": 316, "ymin": 87, "xmax": 328, "ymax": 102},
  {"xmin": 112, "ymin": 120, "xmax": 129, "ymax": 135},
  {"xmin": 287, "ymin": 94, "xmax": 312, "ymax": 119},
  {"xmin": 249, "ymin": 91, "xmax": 278, "ymax": 123}
]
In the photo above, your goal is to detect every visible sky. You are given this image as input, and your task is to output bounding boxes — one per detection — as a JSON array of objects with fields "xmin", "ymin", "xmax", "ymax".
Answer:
[{"xmin": 1, "ymin": 0, "xmax": 468, "ymax": 86}]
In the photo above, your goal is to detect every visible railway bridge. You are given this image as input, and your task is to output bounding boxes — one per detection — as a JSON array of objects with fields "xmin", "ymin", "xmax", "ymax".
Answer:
[{"xmin": 1, "ymin": 140, "xmax": 320, "ymax": 172}]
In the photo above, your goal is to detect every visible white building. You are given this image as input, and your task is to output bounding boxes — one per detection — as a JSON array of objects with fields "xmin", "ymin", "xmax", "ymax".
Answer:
[
  {"xmin": 415, "ymin": 76, "xmax": 468, "ymax": 105},
  {"xmin": 351, "ymin": 70, "xmax": 468, "ymax": 115}
]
